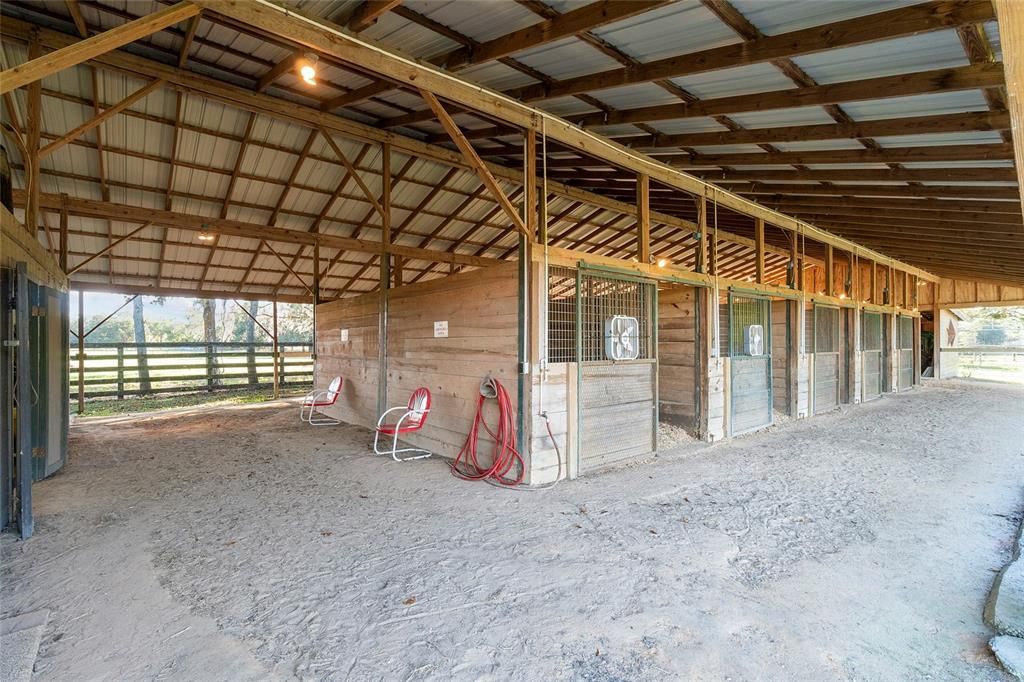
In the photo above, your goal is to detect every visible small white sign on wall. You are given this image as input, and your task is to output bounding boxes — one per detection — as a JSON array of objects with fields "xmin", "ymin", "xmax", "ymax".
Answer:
[
  {"xmin": 340, "ymin": 329, "xmax": 349, "ymax": 342},
  {"xmin": 434, "ymin": 320, "xmax": 449, "ymax": 338}
]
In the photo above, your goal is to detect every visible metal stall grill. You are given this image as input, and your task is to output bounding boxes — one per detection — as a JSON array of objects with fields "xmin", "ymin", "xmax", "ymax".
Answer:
[
  {"xmin": 862, "ymin": 311, "xmax": 883, "ymax": 401},
  {"xmin": 728, "ymin": 293, "xmax": 773, "ymax": 435},
  {"xmin": 547, "ymin": 266, "xmax": 578, "ymax": 364},
  {"xmin": 572, "ymin": 269, "xmax": 657, "ymax": 473},
  {"xmin": 813, "ymin": 304, "xmax": 841, "ymax": 414},
  {"xmin": 898, "ymin": 315, "xmax": 914, "ymax": 391}
]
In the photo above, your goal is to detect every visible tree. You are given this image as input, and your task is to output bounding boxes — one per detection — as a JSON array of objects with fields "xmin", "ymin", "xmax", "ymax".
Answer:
[
  {"xmin": 246, "ymin": 299, "xmax": 259, "ymax": 385},
  {"xmin": 201, "ymin": 299, "xmax": 220, "ymax": 389},
  {"xmin": 133, "ymin": 297, "xmax": 151, "ymax": 394}
]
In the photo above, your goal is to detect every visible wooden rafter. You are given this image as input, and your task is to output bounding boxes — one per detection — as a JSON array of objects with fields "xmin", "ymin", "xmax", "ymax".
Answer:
[
  {"xmin": 346, "ymin": 0, "xmax": 403, "ymax": 33},
  {"xmin": 0, "ymin": 1, "xmax": 199, "ymax": 94},
  {"xmin": 40, "ymin": 78, "xmax": 165, "ymax": 158},
  {"xmin": 419, "ymin": 89, "xmax": 528, "ymax": 237}
]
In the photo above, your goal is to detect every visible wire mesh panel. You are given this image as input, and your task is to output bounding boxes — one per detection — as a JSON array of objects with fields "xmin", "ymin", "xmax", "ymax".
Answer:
[
  {"xmin": 898, "ymin": 315, "xmax": 914, "ymax": 390},
  {"xmin": 862, "ymin": 311, "xmax": 883, "ymax": 401},
  {"xmin": 728, "ymin": 294, "xmax": 772, "ymax": 435},
  {"xmin": 579, "ymin": 273, "xmax": 654, "ymax": 362},
  {"xmin": 547, "ymin": 266, "xmax": 577, "ymax": 363},
  {"xmin": 813, "ymin": 304, "xmax": 841, "ymax": 413}
]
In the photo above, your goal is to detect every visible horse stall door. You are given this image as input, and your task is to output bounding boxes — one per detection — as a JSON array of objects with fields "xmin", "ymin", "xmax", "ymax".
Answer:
[
  {"xmin": 813, "ymin": 304, "xmax": 841, "ymax": 414},
  {"xmin": 898, "ymin": 315, "xmax": 914, "ymax": 390},
  {"xmin": 728, "ymin": 294, "xmax": 772, "ymax": 435},
  {"xmin": 862, "ymin": 311, "xmax": 883, "ymax": 401},
  {"xmin": 576, "ymin": 271, "xmax": 657, "ymax": 474}
]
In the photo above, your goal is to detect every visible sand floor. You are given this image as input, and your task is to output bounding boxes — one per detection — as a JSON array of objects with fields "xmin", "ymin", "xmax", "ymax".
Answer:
[{"xmin": 2, "ymin": 379, "xmax": 1022, "ymax": 680}]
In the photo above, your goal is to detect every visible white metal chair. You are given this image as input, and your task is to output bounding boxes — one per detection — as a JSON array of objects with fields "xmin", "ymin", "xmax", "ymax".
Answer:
[
  {"xmin": 300, "ymin": 376, "xmax": 343, "ymax": 425},
  {"xmin": 373, "ymin": 387, "xmax": 432, "ymax": 461}
]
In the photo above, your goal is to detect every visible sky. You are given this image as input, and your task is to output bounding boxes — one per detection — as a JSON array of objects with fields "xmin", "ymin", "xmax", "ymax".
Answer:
[{"xmin": 70, "ymin": 292, "xmax": 196, "ymax": 323}]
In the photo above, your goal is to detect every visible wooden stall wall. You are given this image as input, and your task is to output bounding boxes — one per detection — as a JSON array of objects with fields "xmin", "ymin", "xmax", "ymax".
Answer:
[
  {"xmin": 657, "ymin": 285, "xmax": 697, "ymax": 432},
  {"xmin": 770, "ymin": 299, "xmax": 790, "ymax": 414},
  {"xmin": 315, "ymin": 294, "xmax": 380, "ymax": 428},
  {"xmin": 385, "ymin": 263, "xmax": 519, "ymax": 458},
  {"xmin": 316, "ymin": 262, "xmax": 520, "ymax": 461}
]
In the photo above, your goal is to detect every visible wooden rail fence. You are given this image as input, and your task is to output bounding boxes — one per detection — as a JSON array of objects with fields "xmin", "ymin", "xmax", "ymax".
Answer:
[{"xmin": 69, "ymin": 341, "xmax": 313, "ymax": 401}]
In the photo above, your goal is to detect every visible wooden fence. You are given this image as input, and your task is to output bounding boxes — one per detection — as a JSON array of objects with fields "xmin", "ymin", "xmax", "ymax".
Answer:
[{"xmin": 70, "ymin": 341, "xmax": 313, "ymax": 401}]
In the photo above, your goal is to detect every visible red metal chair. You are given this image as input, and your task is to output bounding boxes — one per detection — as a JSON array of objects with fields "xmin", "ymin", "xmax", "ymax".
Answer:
[
  {"xmin": 300, "ymin": 376, "xmax": 343, "ymax": 425},
  {"xmin": 374, "ymin": 387, "xmax": 432, "ymax": 461}
]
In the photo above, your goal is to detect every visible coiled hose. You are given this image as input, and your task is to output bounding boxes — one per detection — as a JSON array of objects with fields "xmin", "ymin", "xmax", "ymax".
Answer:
[{"xmin": 450, "ymin": 376, "xmax": 524, "ymax": 486}]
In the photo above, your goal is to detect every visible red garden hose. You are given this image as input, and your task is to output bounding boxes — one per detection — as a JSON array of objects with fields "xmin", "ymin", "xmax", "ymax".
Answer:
[{"xmin": 451, "ymin": 376, "xmax": 525, "ymax": 486}]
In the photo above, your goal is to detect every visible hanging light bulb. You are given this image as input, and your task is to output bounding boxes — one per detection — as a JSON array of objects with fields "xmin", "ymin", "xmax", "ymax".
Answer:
[
  {"xmin": 657, "ymin": 258, "xmax": 668, "ymax": 268},
  {"xmin": 297, "ymin": 53, "xmax": 319, "ymax": 85}
]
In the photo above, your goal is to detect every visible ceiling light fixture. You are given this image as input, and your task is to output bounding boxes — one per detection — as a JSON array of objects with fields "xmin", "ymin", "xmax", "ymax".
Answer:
[
  {"xmin": 197, "ymin": 226, "xmax": 215, "ymax": 242},
  {"xmin": 298, "ymin": 53, "xmax": 319, "ymax": 85},
  {"xmin": 657, "ymin": 258, "xmax": 668, "ymax": 268}
]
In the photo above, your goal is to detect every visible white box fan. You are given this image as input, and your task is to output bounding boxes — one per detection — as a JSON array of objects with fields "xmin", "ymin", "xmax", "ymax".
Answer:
[
  {"xmin": 604, "ymin": 315, "xmax": 640, "ymax": 361},
  {"xmin": 744, "ymin": 324, "xmax": 765, "ymax": 356}
]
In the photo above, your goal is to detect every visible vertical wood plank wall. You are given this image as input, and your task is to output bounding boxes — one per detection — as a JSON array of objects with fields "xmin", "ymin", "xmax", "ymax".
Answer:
[
  {"xmin": 315, "ymin": 262, "xmax": 520, "ymax": 460},
  {"xmin": 770, "ymin": 299, "xmax": 789, "ymax": 414},
  {"xmin": 657, "ymin": 285, "xmax": 697, "ymax": 431}
]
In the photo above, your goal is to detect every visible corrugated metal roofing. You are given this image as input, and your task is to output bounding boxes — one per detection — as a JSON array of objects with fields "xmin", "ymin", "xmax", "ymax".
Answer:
[
  {"xmin": 671, "ymin": 62, "xmax": 795, "ymax": 100},
  {"xmin": 590, "ymin": 1, "xmax": 740, "ymax": 63},
  {"xmin": 729, "ymin": 0, "xmax": 916, "ymax": 36},
  {"xmin": 791, "ymin": 30, "xmax": 968, "ymax": 84},
  {"xmin": 510, "ymin": 38, "xmax": 621, "ymax": 82}
]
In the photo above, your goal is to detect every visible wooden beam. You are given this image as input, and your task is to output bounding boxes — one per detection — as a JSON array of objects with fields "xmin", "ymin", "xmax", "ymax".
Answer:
[
  {"xmin": 60, "ymin": 193, "xmax": 69, "ymax": 272},
  {"xmin": 754, "ymin": 217, "xmax": 765, "ymax": 284},
  {"xmin": 347, "ymin": 0, "xmax": 403, "ymax": 33},
  {"xmin": 264, "ymin": 241, "xmax": 314, "ymax": 295},
  {"xmin": 506, "ymin": 0, "xmax": 998, "ymax": 103},
  {"xmin": 994, "ymin": 0, "xmax": 1024, "ymax": 220},
  {"xmin": 320, "ymin": 130, "xmax": 386, "ymax": 219},
  {"xmin": 1, "ymin": 14, "xmax": 937, "ymax": 282},
  {"xmin": 419, "ymin": 89, "xmax": 529, "ymax": 237},
  {"xmin": 703, "ymin": 167, "xmax": 1018, "ymax": 183},
  {"xmin": 255, "ymin": 52, "xmax": 297, "ymax": 93},
  {"xmin": 24, "ymin": 32, "xmax": 41, "ymax": 238},
  {"xmin": 637, "ymin": 173, "xmax": 650, "ymax": 264},
  {"xmin": 613, "ymin": 111, "xmax": 1012, "ymax": 150},
  {"xmin": 451, "ymin": 1, "xmax": 666, "ymax": 69},
  {"xmin": 67, "ymin": 221, "xmax": 152, "ymax": 275},
  {"xmin": 73, "ymin": 279, "xmax": 312, "ymax": 304},
  {"xmin": 65, "ymin": 1, "xmax": 89, "ymax": 38},
  {"xmin": 24, "ymin": 191, "xmax": 501, "ymax": 268},
  {"xmin": 177, "ymin": 13, "xmax": 201, "ymax": 68},
  {"xmin": 0, "ymin": 1, "xmax": 199, "ymax": 95},
  {"xmin": 39, "ymin": 78, "xmax": 164, "ymax": 158}
]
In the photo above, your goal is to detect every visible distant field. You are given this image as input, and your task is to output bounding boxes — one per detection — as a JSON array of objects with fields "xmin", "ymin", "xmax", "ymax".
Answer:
[{"xmin": 956, "ymin": 353, "xmax": 1024, "ymax": 385}]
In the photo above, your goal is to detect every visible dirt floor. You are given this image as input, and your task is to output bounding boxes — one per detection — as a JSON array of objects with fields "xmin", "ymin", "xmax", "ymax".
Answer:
[{"xmin": 2, "ymin": 379, "xmax": 1022, "ymax": 680}]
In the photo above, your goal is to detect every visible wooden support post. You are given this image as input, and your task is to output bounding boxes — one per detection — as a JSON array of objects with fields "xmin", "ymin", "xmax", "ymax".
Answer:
[
  {"xmin": 272, "ymin": 300, "xmax": 279, "ymax": 399},
  {"xmin": 313, "ymin": 239, "xmax": 320, "ymax": 360},
  {"xmin": 787, "ymin": 231, "xmax": 797, "ymax": 289},
  {"xmin": 521, "ymin": 129, "xmax": 538, "ymax": 469},
  {"xmin": 25, "ymin": 32, "xmax": 41, "ymax": 238},
  {"xmin": 77, "ymin": 289, "xmax": 84, "ymax": 414},
  {"xmin": 378, "ymin": 142, "xmax": 391, "ymax": 416},
  {"xmin": 824, "ymin": 244, "xmax": 834, "ymax": 296},
  {"xmin": 869, "ymin": 260, "xmax": 877, "ymax": 304},
  {"xmin": 637, "ymin": 173, "xmax": 650, "ymax": 264},
  {"xmin": 393, "ymin": 256, "xmax": 404, "ymax": 286},
  {"xmin": 696, "ymin": 196, "xmax": 708, "ymax": 273},
  {"xmin": 754, "ymin": 217, "xmax": 765, "ymax": 283},
  {"xmin": 59, "ymin": 192, "xmax": 69, "ymax": 273},
  {"xmin": 932, "ymin": 297, "xmax": 942, "ymax": 378}
]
